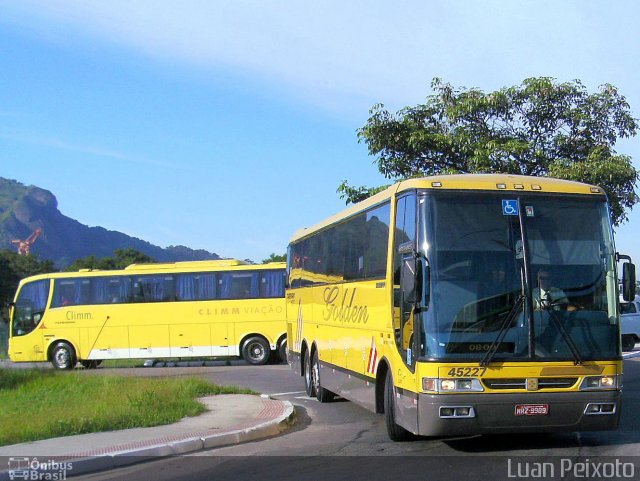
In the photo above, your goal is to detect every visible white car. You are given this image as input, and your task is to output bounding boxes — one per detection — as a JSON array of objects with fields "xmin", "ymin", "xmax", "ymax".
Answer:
[{"xmin": 620, "ymin": 297, "xmax": 640, "ymax": 351}]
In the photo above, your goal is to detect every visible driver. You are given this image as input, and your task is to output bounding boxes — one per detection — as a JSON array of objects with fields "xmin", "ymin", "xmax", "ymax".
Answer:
[{"xmin": 532, "ymin": 268, "xmax": 576, "ymax": 311}]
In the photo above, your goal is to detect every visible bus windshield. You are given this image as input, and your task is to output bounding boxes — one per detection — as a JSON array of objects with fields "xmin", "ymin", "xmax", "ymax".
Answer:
[
  {"xmin": 420, "ymin": 192, "xmax": 618, "ymax": 362},
  {"xmin": 12, "ymin": 279, "xmax": 50, "ymax": 337}
]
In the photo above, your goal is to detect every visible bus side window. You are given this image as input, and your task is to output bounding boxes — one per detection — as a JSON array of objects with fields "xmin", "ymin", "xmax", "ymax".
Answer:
[
  {"xmin": 220, "ymin": 272, "xmax": 259, "ymax": 299},
  {"xmin": 261, "ymin": 271, "xmax": 285, "ymax": 298},
  {"xmin": 133, "ymin": 276, "xmax": 170, "ymax": 303}
]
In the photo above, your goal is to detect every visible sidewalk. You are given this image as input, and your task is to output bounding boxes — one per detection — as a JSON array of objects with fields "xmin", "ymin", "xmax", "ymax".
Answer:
[{"xmin": 0, "ymin": 394, "xmax": 295, "ymax": 479}]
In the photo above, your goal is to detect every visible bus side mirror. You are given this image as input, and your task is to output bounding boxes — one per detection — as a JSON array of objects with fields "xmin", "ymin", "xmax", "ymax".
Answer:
[
  {"xmin": 401, "ymin": 255, "xmax": 416, "ymax": 304},
  {"xmin": 622, "ymin": 261, "xmax": 636, "ymax": 302},
  {"xmin": 412, "ymin": 257, "xmax": 430, "ymax": 308},
  {"xmin": 400, "ymin": 248, "xmax": 430, "ymax": 309},
  {"xmin": 418, "ymin": 259, "xmax": 430, "ymax": 308}
]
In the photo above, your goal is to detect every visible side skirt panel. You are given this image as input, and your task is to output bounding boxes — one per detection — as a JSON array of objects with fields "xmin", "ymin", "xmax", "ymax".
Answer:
[{"xmin": 320, "ymin": 361, "xmax": 377, "ymax": 412}]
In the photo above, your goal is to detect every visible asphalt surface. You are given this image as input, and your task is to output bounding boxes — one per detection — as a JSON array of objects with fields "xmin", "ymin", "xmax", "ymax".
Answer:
[
  {"xmin": 2, "ymin": 352, "xmax": 640, "ymax": 481},
  {"xmin": 66, "ymin": 356, "xmax": 640, "ymax": 481}
]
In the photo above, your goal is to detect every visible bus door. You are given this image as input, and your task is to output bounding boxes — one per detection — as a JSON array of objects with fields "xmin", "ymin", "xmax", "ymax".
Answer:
[
  {"xmin": 393, "ymin": 193, "xmax": 418, "ymax": 371},
  {"xmin": 393, "ymin": 192, "xmax": 419, "ymax": 432}
]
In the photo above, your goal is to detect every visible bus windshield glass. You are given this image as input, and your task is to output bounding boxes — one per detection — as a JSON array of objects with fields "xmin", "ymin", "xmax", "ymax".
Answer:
[
  {"xmin": 420, "ymin": 192, "xmax": 618, "ymax": 362},
  {"xmin": 12, "ymin": 279, "xmax": 50, "ymax": 337}
]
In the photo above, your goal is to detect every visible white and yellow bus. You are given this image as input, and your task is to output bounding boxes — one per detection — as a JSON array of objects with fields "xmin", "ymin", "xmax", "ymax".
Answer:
[
  {"xmin": 8, "ymin": 260, "xmax": 287, "ymax": 369},
  {"xmin": 286, "ymin": 174, "xmax": 635, "ymax": 440}
]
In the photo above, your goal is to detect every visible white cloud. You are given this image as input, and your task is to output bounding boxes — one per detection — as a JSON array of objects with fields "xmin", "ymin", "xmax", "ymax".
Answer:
[
  {"xmin": 5, "ymin": 0, "xmax": 637, "ymax": 116},
  {"xmin": 0, "ymin": 132, "xmax": 185, "ymax": 170}
]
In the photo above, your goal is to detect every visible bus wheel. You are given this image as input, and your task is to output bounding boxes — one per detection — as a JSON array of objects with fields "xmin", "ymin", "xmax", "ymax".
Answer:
[
  {"xmin": 303, "ymin": 349, "xmax": 315, "ymax": 397},
  {"xmin": 81, "ymin": 360, "xmax": 100, "ymax": 369},
  {"xmin": 51, "ymin": 342, "xmax": 76, "ymax": 370},
  {"xmin": 278, "ymin": 339, "xmax": 287, "ymax": 363},
  {"xmin": 384, "ymin": 370, "xmax": 411, "ymax": 441},
  {"xmin": 242, "ymin": 337, "xmax": 270, "ymax": 365},
  {"xmin": 312, "ymin": 350, "xmax": 334, "ymax": 403}
]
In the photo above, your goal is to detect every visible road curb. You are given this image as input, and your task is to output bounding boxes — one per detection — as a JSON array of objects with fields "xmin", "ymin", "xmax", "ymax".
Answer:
[{"xmin": 0, "ymin": 398, "xmax": 296, "ymax": 480}]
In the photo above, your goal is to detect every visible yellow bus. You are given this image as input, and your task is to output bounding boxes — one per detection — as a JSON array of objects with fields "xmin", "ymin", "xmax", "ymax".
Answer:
[
  {"xmin": 286, "ymin": 174, "xmax": 635, "ymax": 440},
  {"xmin": 8, "ymin": 260, "xmax": 287, "ymax": 369}
]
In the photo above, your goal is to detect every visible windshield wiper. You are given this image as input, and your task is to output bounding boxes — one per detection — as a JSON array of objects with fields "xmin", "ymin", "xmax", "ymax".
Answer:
[
  {"xmin": 541, "ymin": 304, "xmax": 583, "ymax": 365},
  {"xmin": 480, "ymin": 294, "xmax": 525, "ymax": 367}
]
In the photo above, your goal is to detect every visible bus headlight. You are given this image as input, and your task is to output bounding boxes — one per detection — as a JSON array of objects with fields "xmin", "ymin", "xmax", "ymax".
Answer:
[
  {"xmin": 579, "ymin": 375, "xmax": 619, "ymax": 390},
  {"xmin": 422, "ymin": 378, "xmax": 484, "ymax": 393},
  {"xmin": 457, "ymin": 379, "xmax": 473, "ymax": 390},
  {"xmin": 422, "ymin": 378, "xmax": 438, "ymax": 392},
  {"xmin": 441, "ymin": 379, "xmax": 456, "ymax": 391}
]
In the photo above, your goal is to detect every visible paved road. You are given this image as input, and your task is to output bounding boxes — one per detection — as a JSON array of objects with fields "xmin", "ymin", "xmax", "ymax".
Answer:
[{"xmin": 77, "ymin": 358, "xmax": 640, "ymax": 481}]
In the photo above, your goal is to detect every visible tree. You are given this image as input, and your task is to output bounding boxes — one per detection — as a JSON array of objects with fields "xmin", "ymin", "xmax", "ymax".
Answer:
[
  {"xmin": 111, "ymin": 248, "xmax": 155, "ymax": 269},
  {"xmin": 262, "ymin": 253, "xmax": 287, "ymax": 264},
  {"xmin": 340, "ymin": 77, "xmax": 638, "ymax": 226},
  {"xmin": 65, "ymin": 248, "xmax": 155, "ymax": 272},
  {"xmin": 0, "ymin": 250, "xmax": 56, "ymax": 306}
]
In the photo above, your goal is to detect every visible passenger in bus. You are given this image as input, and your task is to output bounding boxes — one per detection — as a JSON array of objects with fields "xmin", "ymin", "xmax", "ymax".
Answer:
[
  {"xmin": 60, "ymin": 285, "xmax": 75, "ymax": 306},
  {"xmin": 532, "ymin": 268, "xmax": 576, "ymax": 311},
  {"xmin": 109, "ymin": 286, "xmax": 120, "ymax": 303}
]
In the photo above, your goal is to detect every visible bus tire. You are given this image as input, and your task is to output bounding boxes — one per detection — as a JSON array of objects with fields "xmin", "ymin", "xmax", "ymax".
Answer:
[
  {"xmin": 278, "ymin": 339, "xmax": 287, "ymax": 363},
  {"xmin": 313, "ymin": 350, "xmax": 334, "ymax": 403},
  {"xmin": 303, "ymin": 349, "xmax": 315, "ymax": 397},
  {"xmin": 242, "ymin": 336, "xmax": 270, "ymax": 365},
  {"xmin": 51, "ymin": 342, "xmax": 76, "ymax": 370},
  {"xmin": 384, "ymin": 370, "xmax": 411, "ymax": 441}
]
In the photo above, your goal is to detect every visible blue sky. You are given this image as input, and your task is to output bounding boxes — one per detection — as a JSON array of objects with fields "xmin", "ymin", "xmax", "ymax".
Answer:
[{"xmin": 1, "ymin": 1, "xmax": 639, "ymax": 263}]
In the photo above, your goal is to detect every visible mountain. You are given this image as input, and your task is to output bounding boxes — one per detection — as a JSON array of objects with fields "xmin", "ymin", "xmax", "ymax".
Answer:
[{"xmin": 0, "ymin": 177, "xmax": 220, "ymax": 267}]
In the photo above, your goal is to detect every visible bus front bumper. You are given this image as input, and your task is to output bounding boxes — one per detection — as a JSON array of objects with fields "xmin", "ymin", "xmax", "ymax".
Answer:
[{"xmin": 415, "ymin": 390, "xmax": 621, "ymax": 437}]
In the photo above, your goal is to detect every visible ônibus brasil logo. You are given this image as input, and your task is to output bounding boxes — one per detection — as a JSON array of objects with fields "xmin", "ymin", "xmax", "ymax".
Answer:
[{"xmin": 7, "ymin": 457, "xmax": 72, "ymax": 480}]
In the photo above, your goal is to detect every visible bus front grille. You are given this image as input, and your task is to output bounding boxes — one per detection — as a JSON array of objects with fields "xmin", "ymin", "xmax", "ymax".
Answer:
[{"xmin": 482, "ymin": 378, "xmax": 578, "ymax": 390}]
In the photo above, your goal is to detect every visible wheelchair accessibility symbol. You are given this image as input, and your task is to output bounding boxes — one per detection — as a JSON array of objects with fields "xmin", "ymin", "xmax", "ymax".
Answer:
[{"xmin": 502, "ymin": 200, "xmax": 519, "ymax": 216}]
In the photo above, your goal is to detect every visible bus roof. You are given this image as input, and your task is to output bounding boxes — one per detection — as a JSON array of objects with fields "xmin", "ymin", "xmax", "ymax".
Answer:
[
  {"xmin": 16, "ymin": 260, "xmax": 286, "ymax": 284},
  {"xmin": 124, "ymin": 259, "xmax": 250, "ymax": 270},
  {"xmin": 289, "ymin": 174, "xmax": 605, "ymax": 243}
]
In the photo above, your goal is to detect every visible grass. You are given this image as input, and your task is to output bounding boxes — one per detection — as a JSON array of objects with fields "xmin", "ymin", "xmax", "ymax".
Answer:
[{"xmin": 0, "ymin": 368, "xmax": 255, "ymax": 446}]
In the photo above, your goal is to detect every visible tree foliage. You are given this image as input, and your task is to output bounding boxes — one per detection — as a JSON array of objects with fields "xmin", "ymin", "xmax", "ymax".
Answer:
[
  {"xmin": 262, "ymin": 253, "xmax": 287, "ymax": 264},
  {"xmin": 65, "ymin": 248, "xmax": 155, "ymax": 272},
  {"xmin": 340, "ymin": 77, "xmax": 638, "ymax": 225},
  {"xmin": 0, "ymin": 248, "xmax": 154, "ymax": 313},
  {"xmin": 0, "ymin": 250, "xmax": 56, "ymax": 306}
]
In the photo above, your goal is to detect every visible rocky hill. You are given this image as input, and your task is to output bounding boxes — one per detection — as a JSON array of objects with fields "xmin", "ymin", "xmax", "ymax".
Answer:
[{"xmin": 0, "ymin": 177, "xmax": 220, "ymax": 267}]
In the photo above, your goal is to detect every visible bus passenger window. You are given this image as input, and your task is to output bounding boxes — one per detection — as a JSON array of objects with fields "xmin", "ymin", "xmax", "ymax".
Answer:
[{"xmin": 220, "ymin": 272, "xmax": 259, "ymax": 299}]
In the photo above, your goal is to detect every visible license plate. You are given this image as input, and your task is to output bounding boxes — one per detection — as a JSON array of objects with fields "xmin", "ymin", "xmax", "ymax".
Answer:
[{"xmin": 515, "ymin": 404, "xmax": 549, "ymax": 416}]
